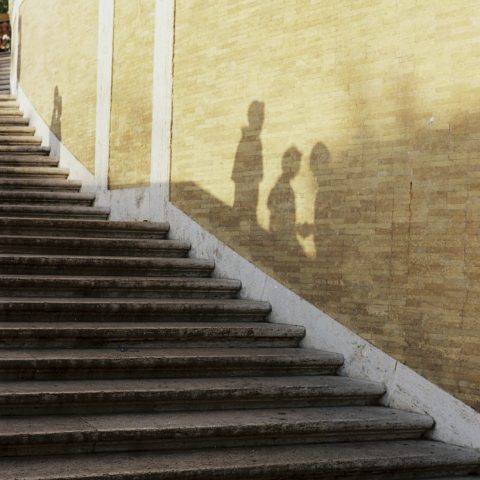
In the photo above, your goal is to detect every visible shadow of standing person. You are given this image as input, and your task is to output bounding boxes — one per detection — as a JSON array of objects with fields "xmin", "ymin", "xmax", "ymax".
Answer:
[
  {"xmin": 298, "ymin": 142, "xmax": 334, "ymax": 253},
  {"xmin": 50, "ymin": 85, "xmax": 62, "ymax": 141},
  {"xmin": 231, "ymin": 101, "xmax": 265, "ymax": 228},
  {"xmin": 268, "ymin": 146, "xmax": 302, "ymax": 243}
]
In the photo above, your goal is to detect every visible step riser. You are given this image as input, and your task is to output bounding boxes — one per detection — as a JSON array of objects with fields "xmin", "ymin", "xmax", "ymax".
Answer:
[
  {"xmin": 0, "ymin": 160, "xmax": 58, "ymax": 167},
  {"xmin": 0, "ymin": 172, "xmax": 67, "ymax": 178},
  {"xmin": 0, "ymin": 453, "xmax": 474, "ymax": 480},
  {"xmin": 0, "ymin": 311, "xmax": 267, "ymax": 323},
  {"xmin": 0, "ymin": 219, "xmax": 170, "ymax": 239},
  {"xmin": 0, "ymin": 430, "xmax": 426, "ymax": 458},
  {"xmin": 0, "ymin": 183, "xmax": 81, "ymax": 191},
  {"xmin": 0, "ymin": 227, "xmax": 167, "ymax": 239},
  {"xmin": 0, "ymin": 336, "xmax": 300, "ymax": 349},
  {"xmin": 0, "ymin": 198, "xmax": 94, "ymax": 206},
  {"xmin": 0, "ymin": 140, "xmax": 41, "ymax": 145},
  {"xmin": 0, "ymin": 148, "xmax": 50, "ymax": 155},
  {"xmin": 0, "ymin": 120, "xmax": 30, "ymax": 126},
  {"xmin": 0, "ymin": 395, "xmax": 381, "ymax": 416},
  {"xmin": 0, "ymin": 264, "xmax": 211, "ymax": 277},
  {"xmin": 0, "ymin": 245, "xmax": 186, "ymax": 257},
  {"xmin": 0, "ymin": 287, "xmax": 239, "ymax": 299},
  {"xmin": 0, "ymin": 364, "xmax": 338, "ymax": 381},
  {"xmin": 0, "ymin": 130, "xmax": 35, "ymax": 136},
  {"xmin": 0, "ymin": 211, "xmax": 109, "ymax": 219}
]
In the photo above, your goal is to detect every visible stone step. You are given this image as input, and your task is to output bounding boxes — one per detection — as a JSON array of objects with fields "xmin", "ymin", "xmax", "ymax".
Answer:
[
  {"xmin": 0, "ymin": 190, "xmax": 95, "ymax": 205},
  {"xmin": 0, "ymin": 441, "xmax": 478, "ymax": 479},
  {"xmin": 0, "ymin": 254, "xmax": 214, "ymax": 277},
  {"xmin": 0, "ymin": 407, "xmax": 433, "ymax": 457},
  {"xmin": 0, "ymin": 126, "xmax": 36, "ymax": 136},
  {"xmin": 0, "ymin": 135, "xmax": 41, "ymax": 144},
  {"xmin": 0, "ymin": 156, "xmax": 58, "ymax": 167},
  {"xmin": 0, "ymin": 101, "xmax": 19, "ymax": 108},
  {"xmin": 0, "ymin": 116, "xmax": 29, "ymax": 125},
  {"xmin": 0, "ymin": 348, "xmax": 343, "ymax": 380},
  {"xmin": 0, "ymin": 235, "xmax": 189, "ymax": 257},
  {"xmin": 0, "ymin": 322, "xmax": 304, "ymax": 348},
  {"xmin": 0, "ymin": 205, "xmax": 109, "ymax": 219},
  {"xmin": 0, "ymin": 275, "xmax": 241, "ymax": 299},
  {"xmin": 0, "ymin": 376, "xmax": 386, "ymax": 416},
  {"xmin": 0, "ymin": 95, "xmax": 16, "ymax": 101},
  {"xmin": 0, "ymin": 145, "xmax": 50, "ymax": 154},
  {"xmin": 0, "ymin": 216, "xmax": 169, "ymax": 238},
  {"xmin": 0, "ymin": 109, "xmax": 23, "ymax": 116},
  {"xmin": 0, "ymin": 166, "xmax": 68, "ymax": 177},
  {"xmin": 0, "ymin": 298, "xmax": 271, "ymax": 322},
  {"xmin": 0, "ymin": 178, "xmax": 81, "ymax": 191}
]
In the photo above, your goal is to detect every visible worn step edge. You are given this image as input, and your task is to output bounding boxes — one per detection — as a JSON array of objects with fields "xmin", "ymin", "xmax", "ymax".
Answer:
[
  {"xmin": 0, "ymin": 275, "xmax": 240, "ymax": 299},
  {"xmin": 0, "ymin": 216, "xmax": 169, "ymax": 237},
  {"xmin": 0, "ymin": 321, "xmax": 302, "ymax": 348},
  {"xmin": 0, "ymin": 166, "xmax": 68, "ymax": 176},
  {"xmin": 0, "ymin": 255, "xmax": 214, "ymax": 278},
  {"xmin": 0, "ymin": 191, "xmax": 95, "ymax": 205},
  {"xmin": 0, "ymin": 407, "xmax": 434, "ymax": 457},
  {"xmin": 0, "ymin": 298, "xmax": 271, "ymax": 322},
  {"xmin": 0, "ymin": 157, "xmax": 58, "ymax": 167},
  {"xmin": 0, "ymin": 348, "xmax": 342, "ymax": 380},
  {"xmin": 0, "ymin": 376, "xmax": 387, "ymax": 415},
  {"xmin": 0, "ymin": 136, "xmax": 41, "ymax": 144},
  {"xmin": 0, "ymin": 179, "xmax": 81, "ymax": 191},
  {"xmin": 0, "ymin": 205, "xmax": 110, "ymax": 219},
  {"xmin": 0, "ymin": 235, "xmax": 190, "ymax": 252},
  {"xmin": 0, "ymin": 441, "xmax": 478, "ymax": 480}
]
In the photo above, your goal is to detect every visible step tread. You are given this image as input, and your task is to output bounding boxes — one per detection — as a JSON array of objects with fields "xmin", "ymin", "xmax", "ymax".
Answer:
[
  {"xmin": 0, "ymin": 298, "xmax": 272, "ymax": 314},
  {"xmin": 0, "ymin": 178, "xmax": 81, "ymax": 186},
  {"xmin": 0, "ymin": 126, "xmax": 33, "ymax": 133},
  {"xmin": 0, "ymin": 191, "xmax": 95, "ymax": 200},
  {"xmin": 0, "ymin": 441, "xmax": 478, "ymax": 479},
  {"xmin": 0, "ymin": 216, "xmax": 169, "ymax": 232},
  {"xmin": 0, "ymin": 235, "xmax": 188, "ymax": 248},
  {"xmin": 0, "ymin": 117, "xmax": 29, "ymax": 125},
  {"xmin": 0, "ymin": 321, "xmax": 302, "ymax": 337},
  {"xmin": 0, "ymin": 136, "xmax": 41, "ymax": 143},
  {"xmin": 0, "ymin": 347, "xmax": 341, "ymax": 363},
  {"xmin": 0, "ymin": 275, "xmax": 239, "ymax": 289},
  {"xmin": 0, "ymin": 254, "xmax": 213, "ymax": 268},
  {"xmin": 0, "ymin": 205, "xmax": 109, "ymax": 215},
  {"xmin": 0, "ymin": 406, "xmax": 433, "ymax": 440},
  {"xmin": 0, "ymin": 166, "xmax": 67, "ymax": 174},
  {"xmin": 0, "ymin": 274, "xmax": 237, "ymax": 290},
  {"xmin": 0, "ymin": 375, "xmax": 386, "ymax": 398}
]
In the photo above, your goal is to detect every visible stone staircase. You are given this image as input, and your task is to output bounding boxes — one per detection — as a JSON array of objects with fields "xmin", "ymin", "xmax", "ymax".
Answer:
[
  {"xmin": 0, "ymin": 53, "xmax": 10, "ymax": 95},
  {"xmin": 0, "ymin": 94, "xmax": 478, "ymax": 479}
]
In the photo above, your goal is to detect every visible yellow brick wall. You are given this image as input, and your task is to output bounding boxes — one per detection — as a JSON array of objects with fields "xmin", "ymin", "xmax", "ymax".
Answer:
[
  {"xmin": 108, "ymin": 0, "xmax": 155, "ymax": 189},
  {"xmin": 171, "ymin": 0, "xmax": 480, "ymax": 409},
  {"xmin": 19, "ymin": 0, "xmax": 98, "ymax": 172}
]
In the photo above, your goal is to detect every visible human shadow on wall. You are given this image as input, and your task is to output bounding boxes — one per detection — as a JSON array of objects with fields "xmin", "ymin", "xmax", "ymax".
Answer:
[
  {"xmin": 231, "ymin": 100, "xmax": 264, "ymax": 228},
  {"xmin": 268, "ymin": 145, "xmax": 306, "ymax": 258},
  {"xmin": 50, "ymin": 85, "xmax": 62, "ymax": 141}
]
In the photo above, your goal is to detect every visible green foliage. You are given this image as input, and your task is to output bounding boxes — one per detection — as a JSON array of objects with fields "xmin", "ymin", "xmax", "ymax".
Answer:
[{"xmin": 0, "ymin": 0, "xmax": 7, "ymax": 14}]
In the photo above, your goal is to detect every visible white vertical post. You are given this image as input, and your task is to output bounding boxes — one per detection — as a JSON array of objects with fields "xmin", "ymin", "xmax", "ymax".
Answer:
[
  {"xmin": 150, "ymin": 0, "xmax": 175, "ymax": 221},
  {"xmin": 10, "ymin": 0, "xmax": 25, "ymax": 95},
  {"xmin": 95, "ymin": 0, "xmax": 115, "ymax": 204}
]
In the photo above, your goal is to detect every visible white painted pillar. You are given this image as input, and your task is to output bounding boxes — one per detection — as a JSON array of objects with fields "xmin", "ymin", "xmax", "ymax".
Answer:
[
  {"xmin": 149, "ymin": 0, "xmax": 175, "ymax": 221},
  {"xmin": 94, "ymin": 0, "xmax": 115, "ymax": 204},
  {"xmin": 9, "ymin": 0, "xmax": 25, "ymax": 95}
]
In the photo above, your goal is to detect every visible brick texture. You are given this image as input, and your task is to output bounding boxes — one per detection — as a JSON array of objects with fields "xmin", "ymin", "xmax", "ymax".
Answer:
[
  {"xmin": 19, "ymin": 0, "xmax": 98, "ymax": 172},
  {"xmin": 108, "ymin": 0, "xmax": 155, "ymax": 189},
  {"xmin": 171, "ymin": 0, "xmax": 480, "ymax": 409}
]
